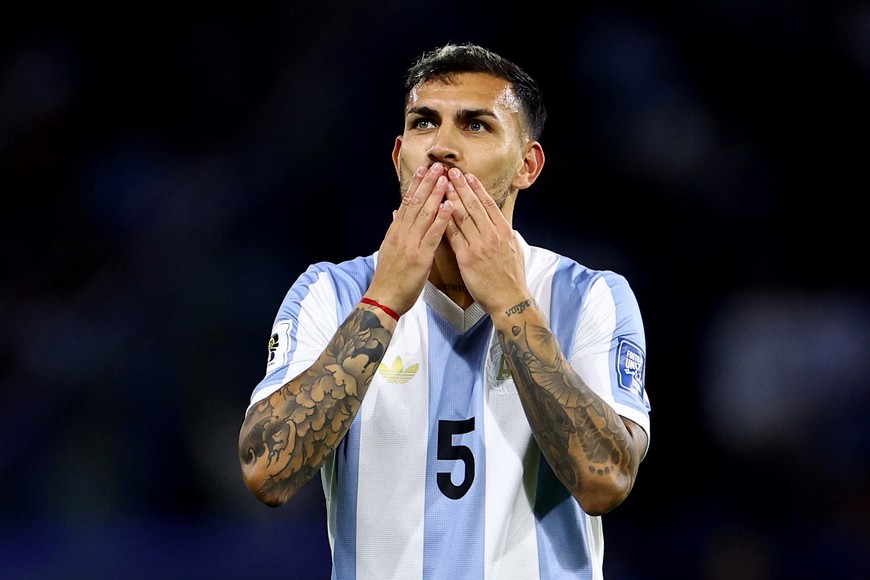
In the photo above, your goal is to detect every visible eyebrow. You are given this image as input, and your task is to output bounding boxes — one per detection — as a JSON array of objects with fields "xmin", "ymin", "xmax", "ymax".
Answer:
[{"xmin": 406, "ymin": 106, "xmax": 500, "ymax": 123}]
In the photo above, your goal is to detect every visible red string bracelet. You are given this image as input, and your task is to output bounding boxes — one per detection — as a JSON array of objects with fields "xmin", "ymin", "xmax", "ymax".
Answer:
[{"xmin": 360, "ymin": 297, "xmax": 400, "ymax": 321}]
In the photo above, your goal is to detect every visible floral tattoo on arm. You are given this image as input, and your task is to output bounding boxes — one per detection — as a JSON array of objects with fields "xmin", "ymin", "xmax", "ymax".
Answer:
[{"xmin": 239, "ymin": 309, "xmax": 390, "ymax": 505}]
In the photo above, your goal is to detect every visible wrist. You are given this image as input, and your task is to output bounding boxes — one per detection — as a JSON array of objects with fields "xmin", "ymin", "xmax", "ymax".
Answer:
[
  {"xmin": 489, "ymin": 295, "xmax": 538, "ymax": 323},
  {"xmin": 360, "ymin": 297, "xmax": 400, "ymax": 321}
]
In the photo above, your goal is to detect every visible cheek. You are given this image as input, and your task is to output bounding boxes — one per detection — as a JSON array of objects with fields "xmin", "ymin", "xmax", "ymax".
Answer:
[
  {"xmin": 397, "ymin": 155, "xmax": 416, "ymax": 179},
  {"xmin": 398, "ymin": 174, "xmax": 413, "ymax": 196},
  {"xmin": 396, "ymin": 159, "xmax": 419, "ymax": 195},
  {"xmin": 473, "ymin": 152, "xmax": 523, "ymax": 201},
  {"xmin": 398, "ymin": 136, "xmax": 427, "ymax": 160},
  {"xmin": 478, "ymin": 150, "xmax": 519, "ymax": 183}
]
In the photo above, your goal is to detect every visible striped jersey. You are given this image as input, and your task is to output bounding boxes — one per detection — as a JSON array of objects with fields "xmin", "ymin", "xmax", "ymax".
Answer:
[{"xmin": 248, "ymin": 232, "xmax": 651, "ymax": 580}]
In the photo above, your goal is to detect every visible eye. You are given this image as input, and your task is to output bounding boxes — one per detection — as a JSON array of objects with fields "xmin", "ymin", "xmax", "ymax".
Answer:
[
  {"xmin": 412, "ymin": 118, "xmax": 435, "ymax": 130},
  {"xmin": 468, "ymin": 120, "xmax": 488, "ymax": 132}
]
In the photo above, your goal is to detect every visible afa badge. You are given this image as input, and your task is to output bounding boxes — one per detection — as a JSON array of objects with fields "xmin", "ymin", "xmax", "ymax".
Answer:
[
  {"xmin": 617, "ymin": 338, "xmax": 645, "ymax": 399},
  {"xmin": 266, "ymin": 320, "xmax": 292, "ymax": 371}
]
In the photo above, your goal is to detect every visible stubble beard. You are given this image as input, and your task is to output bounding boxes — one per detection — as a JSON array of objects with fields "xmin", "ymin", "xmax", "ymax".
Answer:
[{"xmin": 397, "ymin": 168, "xmax": 511, "ymax": 210}]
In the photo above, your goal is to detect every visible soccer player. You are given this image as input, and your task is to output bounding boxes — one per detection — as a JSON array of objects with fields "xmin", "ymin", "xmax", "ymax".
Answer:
[{"xmin": 238, "ymin": 42, "xmax": 651, "ymax": 579}]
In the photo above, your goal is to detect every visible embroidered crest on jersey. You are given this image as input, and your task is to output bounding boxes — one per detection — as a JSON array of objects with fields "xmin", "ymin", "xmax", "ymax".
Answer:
[
  {"xmin": 486, "ymin": 341, "xmax": 517, "ymax": 395},
  {"xmin": 266, "ymin": 321, "xmax": 292, "ymax": 371},
  {"xmin": 378, "ymin": 356, "xmax": 419, "ymax": 384},
  {"xmin": 617, "ymin": 338, "xmax": 645, "ymax": 398}
]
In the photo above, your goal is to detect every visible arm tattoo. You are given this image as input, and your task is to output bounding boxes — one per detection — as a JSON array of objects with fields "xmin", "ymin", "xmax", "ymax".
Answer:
[
  {"xmin": 505, "ymin": 299, "xmax": 532, "ymax": 317},
  {"xmin": 499, "ymin": 321, "xmax": 633, "ymax": 488},
  {"xmin": 240, "ymin": 308, "xmax": 390, "ymax": 504}
]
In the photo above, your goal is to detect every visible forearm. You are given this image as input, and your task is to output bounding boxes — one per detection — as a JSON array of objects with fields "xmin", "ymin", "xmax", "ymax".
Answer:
[
  {"xmin": 238, "ymin": 305, "xmax": 396, "ymax": 506},
  {"xmin": 492, "ymin": 298, "xmax": 644, "ymax": 515}
]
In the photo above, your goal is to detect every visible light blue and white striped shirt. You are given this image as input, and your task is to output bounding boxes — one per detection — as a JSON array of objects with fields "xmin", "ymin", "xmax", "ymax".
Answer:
[{"xmin": 248, "ymin": 232, "xmax": 651, "ymax": 580}]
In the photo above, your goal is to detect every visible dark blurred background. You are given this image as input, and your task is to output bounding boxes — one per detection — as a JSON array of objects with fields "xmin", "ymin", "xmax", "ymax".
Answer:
[{"xmin": 2, "ymin": 1, "xmax": 868, "ymax": 578}]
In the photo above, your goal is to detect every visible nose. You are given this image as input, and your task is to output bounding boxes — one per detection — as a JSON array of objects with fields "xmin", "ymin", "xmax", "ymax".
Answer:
[{"xmin": 427, "ymin": 124, "xmax": 460, "ymax": 164}]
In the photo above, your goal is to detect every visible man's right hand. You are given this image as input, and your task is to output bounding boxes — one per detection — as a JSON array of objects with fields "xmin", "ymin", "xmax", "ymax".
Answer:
[{"xmin": 367, "ymin": 162, "xmax": 454, "ymax": 316}]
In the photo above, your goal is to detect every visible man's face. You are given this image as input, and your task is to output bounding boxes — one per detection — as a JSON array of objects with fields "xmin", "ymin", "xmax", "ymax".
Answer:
[{"xmin": 392, "ymin": 72, "xmax": 530, "ymax": 209}]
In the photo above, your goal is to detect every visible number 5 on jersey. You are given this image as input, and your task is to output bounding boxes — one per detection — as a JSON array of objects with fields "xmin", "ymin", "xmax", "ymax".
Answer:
[{"xmin": 437, "ymin": 418, "xmax": 475, "ymax": 499}]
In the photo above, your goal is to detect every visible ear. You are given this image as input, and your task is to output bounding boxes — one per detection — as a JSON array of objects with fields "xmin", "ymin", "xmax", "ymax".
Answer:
[
  {"xmin": 391, "ymin": 136, "xmax": 403, "ymax": 178},
  {"xmin": 512, "ymin": 141, "xmax": 545, "ymax": 190}
]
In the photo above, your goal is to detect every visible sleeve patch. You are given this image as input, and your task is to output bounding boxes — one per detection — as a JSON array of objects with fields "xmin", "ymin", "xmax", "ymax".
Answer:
[
  {"xmin": 266, "ymin": 320, "xmax": 292, "ymax": 371},
  {"xmin": 617, "ymin": 338, "xmax": 645, "ymax": 399}
]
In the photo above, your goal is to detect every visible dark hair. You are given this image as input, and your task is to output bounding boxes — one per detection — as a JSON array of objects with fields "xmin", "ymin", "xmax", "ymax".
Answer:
[{"xmin": 404, "ymin": 43, "xmax": 547, "ymax": 141}]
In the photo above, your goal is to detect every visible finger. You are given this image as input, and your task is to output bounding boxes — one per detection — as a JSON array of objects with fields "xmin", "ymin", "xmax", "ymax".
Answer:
[
  {"xmin": 446, "ymin": 169, "xmax": 489, "ymax": 242},
  {"xmin": 446, "ymin": 168, "xmax": 489, "ymax": 228},
  {"xmin": 439, "ymin": 183, "xmax": 466, "ymax": 244},
  {"xmin": 412, "ymin": 174, "xmax": 448, "ymax": 231},
  {"xmin": 444, "ymin": 206, "xmax": 469, "ymax": 251},
  {"xmin": 458, "ymin": 171, "xmax": 502, "ymax": 224},
  {"xmin": 395, "ymin": 166, "xmax": 428, "ymax": 220},
  {"xmin": 420, "ymin": 199, "xmax": 455, "ymax": 253},
  {"xmin": 444, "ymin": 181, "xmax": 471, "ymax": 226},
  {"xmin": 401, "ymin": 164, "xmax": 447, "ymax": 228}
]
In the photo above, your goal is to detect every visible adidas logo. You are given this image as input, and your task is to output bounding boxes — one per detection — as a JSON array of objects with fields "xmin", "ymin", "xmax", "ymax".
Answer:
[{"xmin": 378, "ymin": 356, "xmax": 419, "ymax": 384}]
